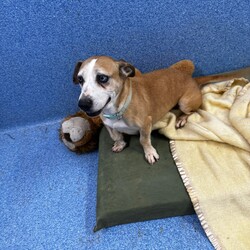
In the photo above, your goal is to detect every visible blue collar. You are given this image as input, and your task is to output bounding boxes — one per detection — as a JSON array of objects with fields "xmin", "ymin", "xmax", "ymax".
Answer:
[{"xmin": 103, "ymin": 79, "xmax": 132, "ymax": 120}]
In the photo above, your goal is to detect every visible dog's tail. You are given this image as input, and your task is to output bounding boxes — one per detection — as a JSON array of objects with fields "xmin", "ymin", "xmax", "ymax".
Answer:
[
  {"xmin": 195, "ymin": 66, "xmax": 250, "ymax": 86},
  {"xmin": 170, "ymin": 60, "xmax": 195, "ymax": 75}
]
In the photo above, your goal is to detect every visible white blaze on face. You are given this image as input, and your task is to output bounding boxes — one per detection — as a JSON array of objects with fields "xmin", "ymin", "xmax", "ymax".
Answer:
[
  {"xmin": 77, "ymin": 58, "xmax": 111, "ymax": 113},
  {"xmin": 78, "ymin": 58, "xmax": 97, "ymax": 99}
]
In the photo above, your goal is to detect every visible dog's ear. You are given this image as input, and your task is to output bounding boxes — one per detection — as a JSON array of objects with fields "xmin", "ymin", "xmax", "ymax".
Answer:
[
  {"xmin": 73, "ymin": 61, "xmax": 83, "ymax": 84},
  {"xmin": 119, "ymin": 61, "xmax": 135, "ymax": 78}
]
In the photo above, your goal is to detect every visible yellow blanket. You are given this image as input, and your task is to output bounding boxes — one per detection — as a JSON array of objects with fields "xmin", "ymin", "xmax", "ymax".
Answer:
[{"xmin": 154, "ymin": 78, "xmax": 250, "ymax": 250}]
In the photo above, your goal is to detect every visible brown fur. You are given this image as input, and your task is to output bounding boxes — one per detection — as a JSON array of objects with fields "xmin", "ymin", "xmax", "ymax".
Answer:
[{"xmin": 114, "ymin": 60, "xmax": 201, "ymax": 130}]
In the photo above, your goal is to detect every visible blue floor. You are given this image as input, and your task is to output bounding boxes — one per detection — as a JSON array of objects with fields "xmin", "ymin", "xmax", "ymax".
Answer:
[
  {"xmin": 1, "ymin": 1, "xmax": 249, "ymax": 249},
  {"xmin": 0, "ymin": 120, "xmax": 213, "ymax": 249}
]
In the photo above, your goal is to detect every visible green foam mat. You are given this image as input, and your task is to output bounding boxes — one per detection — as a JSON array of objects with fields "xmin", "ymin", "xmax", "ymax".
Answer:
[{"xmin": 94, "ymin": 128, "xmax": 194, "ymax": 231}]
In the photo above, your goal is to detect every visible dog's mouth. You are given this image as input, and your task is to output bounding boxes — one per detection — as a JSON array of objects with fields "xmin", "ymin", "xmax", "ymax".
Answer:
[{"xmin": 86, "ymin": 97, "xmax": 111, "ymax": 117}]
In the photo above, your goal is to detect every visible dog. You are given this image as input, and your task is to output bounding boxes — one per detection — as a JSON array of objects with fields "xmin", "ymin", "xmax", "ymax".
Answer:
[{"xmin": 73, "ymin": 56, "xmax": 247, "ymax": 164}]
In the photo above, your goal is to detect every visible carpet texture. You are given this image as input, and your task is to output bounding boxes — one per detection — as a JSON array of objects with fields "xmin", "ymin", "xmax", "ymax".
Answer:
[
  {"xmin": 1, "ymin": 1, "xmax": 249, "ymax": 249},
  {"xmin": 0, "ymin": 121, "xmax": 213, "ymax": 249},
  {"xmin": 1, "ymin": 1, "xmax": 250, "ymax": 129}
]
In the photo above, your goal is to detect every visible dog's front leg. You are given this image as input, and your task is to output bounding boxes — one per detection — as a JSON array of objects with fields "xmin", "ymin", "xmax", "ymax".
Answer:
[
  {"xmin": 139, "ymin": 116, "xmax": 159, "ymax": 165},
  {"xmin": 105, "ymin": 125, "xmax": 127, "ymax": 152}
]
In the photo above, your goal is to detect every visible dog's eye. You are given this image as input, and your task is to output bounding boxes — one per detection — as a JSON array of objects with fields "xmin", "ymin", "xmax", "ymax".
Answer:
[
  {"xmin": 77, "ymin": 76, "xmax": 84, "ymax": 84},
  {"xmin": 97, "ymin": 74, "xmax": 109, "ymax": 84}
]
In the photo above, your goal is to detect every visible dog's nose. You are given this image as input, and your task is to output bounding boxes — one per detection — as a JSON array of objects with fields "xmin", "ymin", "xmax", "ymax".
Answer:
[{"xmin": 78, "ymin": 98, "xmax": 93, "ymax": 111}]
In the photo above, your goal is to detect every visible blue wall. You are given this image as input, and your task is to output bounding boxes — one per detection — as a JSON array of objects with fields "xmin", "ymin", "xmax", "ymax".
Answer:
[{"xmin": 1, "ymin": 1, "xmax": 249, "ymax": 129}]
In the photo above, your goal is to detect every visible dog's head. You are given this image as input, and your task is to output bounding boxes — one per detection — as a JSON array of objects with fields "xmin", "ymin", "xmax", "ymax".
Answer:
[{"xmin": 73, "ymin": 56, "xmax": 136, "ymax": 117}]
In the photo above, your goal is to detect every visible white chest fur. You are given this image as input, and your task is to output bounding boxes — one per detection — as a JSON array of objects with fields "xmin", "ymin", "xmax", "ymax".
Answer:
[{"xmin": 102, "ymin": 117, "xmax": 139, "ymax": 135}]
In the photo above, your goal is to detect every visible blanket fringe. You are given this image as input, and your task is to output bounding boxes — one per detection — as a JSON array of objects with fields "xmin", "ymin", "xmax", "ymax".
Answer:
[{"xmin": 169, "ymin": 140, "xmax": 222, "ymax": 250}]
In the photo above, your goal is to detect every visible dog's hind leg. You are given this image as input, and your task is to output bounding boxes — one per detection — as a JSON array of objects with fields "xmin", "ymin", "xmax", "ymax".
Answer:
[
  {"xmin": 139, "ymin": 116, "xmax": 159, "ymax": 164},
  {"xmin": 175, "ymin": 113, "xmax": 190, "ymax": 128},
  {"xmin": 176, "ymin": 84, "xmax": 202, "ymax": 128}
]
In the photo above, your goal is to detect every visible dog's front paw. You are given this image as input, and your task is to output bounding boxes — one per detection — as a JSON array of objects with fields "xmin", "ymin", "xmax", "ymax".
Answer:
[
  {"xmin": 144, "ymin": 147, "xmax": 160, "ymax": 165},
  {"xmin": 112, "ymin": 140, "xmax": 126, "ymax": 152}
]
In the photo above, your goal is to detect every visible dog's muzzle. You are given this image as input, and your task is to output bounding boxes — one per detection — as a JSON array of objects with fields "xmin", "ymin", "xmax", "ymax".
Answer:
[
  {"xmin": 78, "ymin": 97, "xmax": 111, "ymax": 117},
  {"xmin": 78, "ymin": 97, "xmax": 93, "ymax": 113}
]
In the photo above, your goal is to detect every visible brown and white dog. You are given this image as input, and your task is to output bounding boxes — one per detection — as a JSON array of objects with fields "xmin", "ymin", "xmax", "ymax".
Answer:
[{"xmin": 73, "ymin": 56, "xmax": 248, "ymax": 164}]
